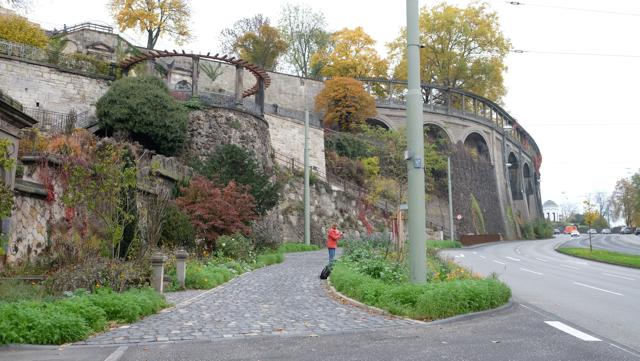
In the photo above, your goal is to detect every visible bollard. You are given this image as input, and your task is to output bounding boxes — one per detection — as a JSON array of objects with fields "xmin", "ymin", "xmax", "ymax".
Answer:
[
  {"xmin": 175, "ymin": 248, "xmax": 188, "ymax": 289},
  {"xmin": 150, "ymin": 252, "xmax": 167, "ymax": 294}
]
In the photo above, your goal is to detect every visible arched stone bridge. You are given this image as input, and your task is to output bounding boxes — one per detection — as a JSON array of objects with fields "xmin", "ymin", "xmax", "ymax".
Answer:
[{"xmin": 358, "ymin": 78, "xmax": 543, "ymax": 238}]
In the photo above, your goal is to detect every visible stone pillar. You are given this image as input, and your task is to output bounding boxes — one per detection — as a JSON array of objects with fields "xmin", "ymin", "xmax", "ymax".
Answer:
[
  {"xmin": 150, "ymin": 252, "xmax": 167, "ymax": 293},
  {"xmin": 175, "ymin": 248, "xmax": 188, "ymax": 289},
  {"xmin": 191, "ymin": 56, "xmax": 200, "ymax": 99},
  {"xmin": 256, "ymin": 77, "xmax": 265, "ymax": 115},
  {"xmin": 234, "ymin": 64, "xmax": 244, "ymax": 105}
]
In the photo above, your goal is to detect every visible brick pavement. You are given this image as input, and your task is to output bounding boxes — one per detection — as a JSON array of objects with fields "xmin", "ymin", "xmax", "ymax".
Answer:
[{"xmin": 80, "ymin": 250, "xmax": 414, "ymax": 345}]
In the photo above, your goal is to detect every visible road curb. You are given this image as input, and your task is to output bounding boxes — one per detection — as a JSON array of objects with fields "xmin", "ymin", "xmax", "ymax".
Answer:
[{"xmin": 324, "ymin": 278, "xmax": 515, "ymax": 326}]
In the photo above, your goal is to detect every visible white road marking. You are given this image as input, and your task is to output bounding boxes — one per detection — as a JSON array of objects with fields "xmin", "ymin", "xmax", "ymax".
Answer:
[
  {"xmin": 560, "ymin": 264, "xmax": 580, "ymax": 270},
  {"xmin": 454, "ymin": 254, "xmax": 465, "ymax": 258},
  {"xmin": 479, "ymin": 255, "xmax": 487, "ymax": 259},
  {"xmin": 602, "ymin": 273, "xmax": 635, "ymax": 281},
  {"xmin": 609, "ymin": 343, "xmax": 640, "ymax": 358},
  {"xmin": 506, "ymin": 256, "xmax": 521, "ymax": 262},
  {"xmin": 493, "ymin": 260, "xmax": 506, "ymax": 265},
  {"xmin": 104, "ymin": 346, "xmax": 129, "ymax": 361},
  {"xmin": 535, "ymin": 257, "xmax": 547, "ymax": 262},
  {"xmin": 520, "ymin": 268, "xmax": 543, "ymax": 275},
  {"xmin": 544, "ymin": 321, "xmax": 601, "ymax": 341},
  {"xmin": 573, "ymin": 282, "xmax": 623, "ymax": 296}
]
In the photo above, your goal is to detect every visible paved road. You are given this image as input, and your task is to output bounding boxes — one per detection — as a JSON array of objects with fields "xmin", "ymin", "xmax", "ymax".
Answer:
[
  {"xmin": 560, "ymin": 233, "xmax": 640, "ymax": 255},
  {"xmin": 442, "ymin": 237, "xmax": 640, "ymax": 352},
  {"xmin": 2, "ymin": 248, "xmax": 639, "ymax": 360}
]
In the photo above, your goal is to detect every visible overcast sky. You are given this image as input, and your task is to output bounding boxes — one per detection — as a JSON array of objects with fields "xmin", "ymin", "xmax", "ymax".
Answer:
[{"xmin": 20, "ymin": 0, "xmax": 640, "ymax": 215}]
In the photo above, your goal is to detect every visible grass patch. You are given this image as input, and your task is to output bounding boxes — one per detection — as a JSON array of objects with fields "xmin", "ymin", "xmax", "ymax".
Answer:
[
  {"xmin": 0, "ymin": 287, "xmax": 167, "ymax": 345},
  {"xmin": 331, "ymin": 262, "xmax": 510, "ymax": 320},
  {"xmin": 167, "ymin": 251, "xmax": 285, "ymax": 291},
  {"xmin": 0, "ymin": 280, "xmax": 50, "ymax": 302},
  {"xmin": 278, "ymin": 243, "xmax": 320, "ymax": 253},
  {"xmin": 557, "ymin": 247, "xmax": 640, "ymax": 268},
  {"xmin": 427, "ymin": 240, "xmax": 462, "ymax": 249}
]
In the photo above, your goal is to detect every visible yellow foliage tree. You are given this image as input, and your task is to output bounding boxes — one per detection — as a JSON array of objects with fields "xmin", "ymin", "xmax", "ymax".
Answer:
[
  {"xmin": 388, "ymin": 3, "xmax": 510, "ymax": 102},
  {"xmin": 233, "ymin": 23, "xmax": 288, "ymax": 70},
  {"xmin": 0, "ymin": 14, "xmax": 48, "ymax": 48},
  {"xmin": 311, "ymin": 27, "xmax": 388, "ymax": 79},
  {"xmin": 315, "ymin": 77, "xmax": 376, "ymax": 131},
  {"xmin": 109, "ymin": 0, "xmax": 191, "ymax": 49}
]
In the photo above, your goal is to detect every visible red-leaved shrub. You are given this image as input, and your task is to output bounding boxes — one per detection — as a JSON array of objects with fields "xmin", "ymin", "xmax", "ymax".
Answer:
[{"xmin": 176, "ymin": 176, "xmax": 256, "ymax": 251}]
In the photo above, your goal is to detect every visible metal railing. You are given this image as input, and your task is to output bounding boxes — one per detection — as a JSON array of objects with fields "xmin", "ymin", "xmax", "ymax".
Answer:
[
  {"xmin": 0, "ymin": 39, "xmax": 115, "ymax": 78},
  {"xmin": 49, "ymin": 22, "xmax": 113, "ymax": 36},
  {"xmin": 22, "ymin": 107, "xmax": 92, "ymax": 134}
]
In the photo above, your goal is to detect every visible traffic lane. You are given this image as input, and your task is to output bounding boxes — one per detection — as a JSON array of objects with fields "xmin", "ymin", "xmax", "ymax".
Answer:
[
  {"xmin": 118, "ymin": 304, "xmax": 639, "ymax": 361},
  {"xmin": 560, "ymin": 234, "xmax": 640, "ymax": 255},
  {"xmin": 442, "ymin": 239, "xmax": 640, "ymax": 351}
]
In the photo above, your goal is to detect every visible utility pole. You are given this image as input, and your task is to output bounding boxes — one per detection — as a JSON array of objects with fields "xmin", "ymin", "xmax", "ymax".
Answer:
[
  {"xmin": 406, "ymin": 0, "xmax": 427, "ymax": 283},
  {"xmin": 448, "ymin": 156, "xmax": 454, "ymax": 240},
  {"xmin": 302, "ymin": 80, "xmax": 311, "ymax": 245}
]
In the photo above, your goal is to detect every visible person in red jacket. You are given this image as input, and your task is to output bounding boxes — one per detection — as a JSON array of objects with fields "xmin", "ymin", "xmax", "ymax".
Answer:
[{"xmin": 326, "ymin": 224, "xmax": 342, "ymax": 264}]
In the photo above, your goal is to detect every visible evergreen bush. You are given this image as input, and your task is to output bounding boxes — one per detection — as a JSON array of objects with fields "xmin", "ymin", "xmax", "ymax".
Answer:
[{"xmin": 96, "ymin": 76, "xmax": 187, "ymax": 156}]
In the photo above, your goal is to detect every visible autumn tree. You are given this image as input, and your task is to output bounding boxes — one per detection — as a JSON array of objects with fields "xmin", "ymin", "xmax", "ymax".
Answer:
[
  {"xmin": 611, "ymin": 174, "xmax": 640, "ymax": 227},
  {"xmin": 219, "ymin": 14, "xmax": 269, "ymax": 54},
  {"xmin": 388, "ymin": 3, "xmax": 510, "ymax": 102},
  {"xmin": 176, "ymin": 177, "xmax": 256, "ymax": 251},
  {"xmin": 311, "ymin": 27, "xmax": 388, "ymax": 79},
  {"xmin": 278, "ymin": 3, "xmax": 329, "ymax": 77},
  {"xmin": 109, "ymin": 0, "xmax": 191, "ymax": 49},
  {"xmin": 315, "ymin": 77, "xmax": 376, "ymax": 131},
  {"xmin": 233, "ymin": 23, "xmax": 288, "ymax": 70},
  {"xmin": 0, "ymin": 14, "xmax": 48, "ymax": 48}
]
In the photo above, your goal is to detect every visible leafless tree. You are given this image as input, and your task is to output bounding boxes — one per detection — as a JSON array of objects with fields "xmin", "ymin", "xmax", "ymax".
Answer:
[
  {"xmin": 278, "ymin": 3, "xmax": 329, "ymax": 77},
  {"xmin": 219, "ymin": 14, "xmax": 270, "ymax": 55}
]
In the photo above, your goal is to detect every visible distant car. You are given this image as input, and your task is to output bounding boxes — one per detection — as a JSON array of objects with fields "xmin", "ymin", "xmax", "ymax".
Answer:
[
  {"xmin": 553, "ymin": 228, "xmax": 561, "ymax": 235},
  {"xmin": 621, "ymin": 227, "xmax": 633, "ymax": 234},
  {"xmin": 601, "ymin": 228, "xmax": 611, "ymax": 234},
  {"xmin": 570, "ymin": 230, "xmax": 580, "ymax": 238},
  {"xmin": 635, "ymin": 228, "xmax": 640, "ymax": 235},
  {"xmin": 587, "ymin": 229, "xmax": 597, "ymax": 234}
]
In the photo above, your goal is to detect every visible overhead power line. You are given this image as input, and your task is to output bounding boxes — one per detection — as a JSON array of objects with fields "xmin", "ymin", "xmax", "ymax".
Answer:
[
  {"xmin": 511, "ymin": 49, "xmax": 640, "ymax": 58},
  {"xmin": 506, "ymin": 1, "xmax": 640, "ymax": 17}
]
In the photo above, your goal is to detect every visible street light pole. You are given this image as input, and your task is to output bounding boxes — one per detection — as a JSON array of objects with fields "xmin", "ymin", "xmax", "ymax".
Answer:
[
  {"xmin": 406, "ymin": 0, "xmax": 427, "ymax": 283},
  {"xmin": 302, "ymin": 80, "xmax": 311, "ymax": 246},
  {"xmin": 447, "ymin": 156, "xmax": 454, "ymax": 240}
]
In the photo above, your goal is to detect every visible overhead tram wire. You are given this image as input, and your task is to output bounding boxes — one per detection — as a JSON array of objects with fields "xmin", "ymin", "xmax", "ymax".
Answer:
[
  {"xmin": 510, "ymin": 49, "xmax": 640, "ymax": 59},
  {"xmin": 505, "ymin": 1, "xmax": 640, "ymax": 18}
]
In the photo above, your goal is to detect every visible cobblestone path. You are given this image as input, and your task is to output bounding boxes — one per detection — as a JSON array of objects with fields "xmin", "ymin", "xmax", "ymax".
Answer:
[{"xmin": 81, "ymin": 250, "xmax": 414, "ymax": 345}]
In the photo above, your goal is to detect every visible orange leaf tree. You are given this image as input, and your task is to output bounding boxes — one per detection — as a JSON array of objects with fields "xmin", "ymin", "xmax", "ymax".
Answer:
[
  {"xmin": 315, "ymin": 77, "xmax": 376, "ymax": 131},
  {"xmin": 176, "ymin": 176, "xmax": 256, "ymax": 251}
]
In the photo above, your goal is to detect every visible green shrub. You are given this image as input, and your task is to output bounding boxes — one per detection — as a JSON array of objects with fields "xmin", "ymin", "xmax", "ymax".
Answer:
[
  {"xmin": 532, "ymin": 219, "xmax": 553, "ymax": 239},
  {"xmin": 324, "ymin": 132, "xmax": 372, "ymax": 159},
  {"xmin": 88, "ymin": 288, "xmax": 166, "ymax": 323},
  {"xmin": 0, "ymin": 280, "xmax": 48, "ymax": 302},
  {"xmin": 192, "ymin": 144, "xmax": 281, "ymax": 215},
  {"xmin": 96, "ymin": 76, "xmax": 187, "ymax": 156},
  {"xmin": 278, "ymin": 243, "xmax": 320, "ymax": 253},
  {"xmin": 426, "ymin": 240, "xmax": 462, "ymax": 249},
  {"xmin": 216, "ymin": 234, "xmax": 255, "ymax": 261},
  {"xmin": 330, "ymin": 260, "xmax": 511, "ymax": 321},
  {"xmin": 159, "ymin": 204, "xmax": 196, "ymax": 250}
]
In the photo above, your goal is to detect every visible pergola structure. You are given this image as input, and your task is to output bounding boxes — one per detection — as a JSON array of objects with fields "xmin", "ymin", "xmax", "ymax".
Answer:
[{"xmin": 119, "ymin": 50, "xmax": 272, "ymax": 113}]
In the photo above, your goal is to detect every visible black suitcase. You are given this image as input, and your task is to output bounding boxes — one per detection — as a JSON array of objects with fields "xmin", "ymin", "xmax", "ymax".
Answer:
[{"xmin": 319, "ymin": 264, "xmax": 332, "ymax": 280}]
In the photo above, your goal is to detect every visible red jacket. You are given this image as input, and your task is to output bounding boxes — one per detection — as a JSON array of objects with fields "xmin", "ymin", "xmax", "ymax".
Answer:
[{"xmin": 327, "ymin": 228, "xmax": 341, "ymax": 249}]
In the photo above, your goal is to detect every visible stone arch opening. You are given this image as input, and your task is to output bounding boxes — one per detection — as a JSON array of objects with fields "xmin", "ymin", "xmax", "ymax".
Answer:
[
  {"xmin": 366, "ymin": 118, "xmax": 390, "ymax": 130},
  {"xmin": 463, "ymin": 132, "xmax": 490, "ymax": 162},
  {"xmin": 523, "ymin": 163, "xmax": 533, "ymax": 196},
  {"xmin": 175, "ymin": 80, "xmax": 192, "ymax": 91},
  {"xmin": 508, "ymin": 152, "xmax": 522, "ymax": 200},
  {"xmin": 424, "ymin": 123, "xmax": 451, "ymax": 153}
]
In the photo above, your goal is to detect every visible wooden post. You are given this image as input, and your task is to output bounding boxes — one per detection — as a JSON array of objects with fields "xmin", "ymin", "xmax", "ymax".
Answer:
[
  {"xmin": 234, "ymin": 64, "xmax": 243, "ymax": 105},
  {"xmin": 191, "ymin": 56, "xmax": 200, "ymax": 98}
]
